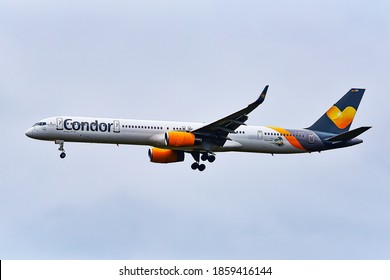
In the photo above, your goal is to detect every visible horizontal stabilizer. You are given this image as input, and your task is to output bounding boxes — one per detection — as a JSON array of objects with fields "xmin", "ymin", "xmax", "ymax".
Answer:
[{"xmin": 325, "ymin": 126, "xmax": 371, "ymax": 142}]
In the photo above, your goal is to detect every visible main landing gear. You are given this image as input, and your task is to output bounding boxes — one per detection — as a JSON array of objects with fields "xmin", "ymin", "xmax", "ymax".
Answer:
[
  {"xmin": 55, "ymin": 140, "xmax": 66, "ymax": 159},
  {"xmin": 190, "ymin": 151, "xmax": 216, "ymax": 172},
  {"xmin": 191, "ymin": 162, "xmax": 206, "ymax": 171}
]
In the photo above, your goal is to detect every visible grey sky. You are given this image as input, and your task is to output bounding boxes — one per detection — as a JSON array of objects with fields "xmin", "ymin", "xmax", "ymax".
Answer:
[{"xmin": 1, "ymin": 0, "xmax": 389, "ymax": 259}]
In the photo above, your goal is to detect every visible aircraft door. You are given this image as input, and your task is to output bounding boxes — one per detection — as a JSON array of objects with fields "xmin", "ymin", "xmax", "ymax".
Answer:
[
  {"xmin": 257, "ymin": 130, "xmax": 263, "ymax": 140},
  {"xmin": 113, "ymin": 120, "xmax": 120, "ymax": 133},
  {"xmin": 309, "ymin": 133, "xmax": 315, "ymax": 144},
  {"xmin": 56, "ymin": 117, "xmax": 63, "ymax": 130}
]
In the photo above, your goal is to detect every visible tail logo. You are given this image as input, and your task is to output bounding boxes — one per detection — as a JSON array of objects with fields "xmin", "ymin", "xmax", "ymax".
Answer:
[{"xmin": 326, "ymin": 106, "xmax": 356, "ymax": 129}]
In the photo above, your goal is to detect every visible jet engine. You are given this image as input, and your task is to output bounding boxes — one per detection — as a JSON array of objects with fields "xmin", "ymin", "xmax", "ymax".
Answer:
[
  {"xmin": 165, "ymin": 131, "xmax": 200, "ymax": 147},
  {"xmin": 148, "ymin": 147, "xmax": 185, "ymax": 163}
]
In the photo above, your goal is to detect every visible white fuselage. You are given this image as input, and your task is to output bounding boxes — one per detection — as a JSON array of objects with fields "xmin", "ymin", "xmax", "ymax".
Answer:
[{"xmin": 26, "ymin": 116, "xmax": 311, "ymax": 154}]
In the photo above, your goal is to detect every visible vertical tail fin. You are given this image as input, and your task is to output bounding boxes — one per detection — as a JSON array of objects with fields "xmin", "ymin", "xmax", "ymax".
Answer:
[{"xmin": 307, "ymin": 88, "xmax": 365, "ymax": 134}]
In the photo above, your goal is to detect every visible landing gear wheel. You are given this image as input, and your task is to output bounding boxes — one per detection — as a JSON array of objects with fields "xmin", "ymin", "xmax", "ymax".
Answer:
[
  {"xmin": 201, "ymin": 152, "xmax": 216, "ymax": 163},
  {"xmin": 198, "ymin": 164, "xmax": 206, "ymax": 171},
  {"xmin": 60, "ymin": 152, "xmax": 66, "ymax": 159},
  {"xmin": 191, "ymin": 162, "xmax": 206, "ymax": 171},
  {"xmin": 191, "ymin": 162, "xmax": 199, "ymax": 170},
  {"xmin": 208, "ymin": 155, "xmax": 216, "ymax": 163}
]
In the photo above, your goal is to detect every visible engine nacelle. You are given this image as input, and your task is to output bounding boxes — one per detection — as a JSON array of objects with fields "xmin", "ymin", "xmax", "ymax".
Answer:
[
  {"xmin": 165, "ymin": 131, "xmax": 200, "ymax": 147},
  {"xmin": 148, "ymin": 147, "xmax": 185, "ymax": 163}
]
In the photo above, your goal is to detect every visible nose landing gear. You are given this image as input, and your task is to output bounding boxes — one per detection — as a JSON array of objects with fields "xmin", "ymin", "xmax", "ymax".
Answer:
[{"xmin": 55, "ymin": 140, "xmax": 66, "ymax": 159}]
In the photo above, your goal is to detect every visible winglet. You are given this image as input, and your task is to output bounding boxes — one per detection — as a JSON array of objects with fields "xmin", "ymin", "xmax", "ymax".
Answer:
[
  {"xmin": 256, "ymin": 85, "xmax": 269, "ymax": 105},
  {"xmin": 246, "ymin": 85, "xmax": 268, "ymax": 111}
]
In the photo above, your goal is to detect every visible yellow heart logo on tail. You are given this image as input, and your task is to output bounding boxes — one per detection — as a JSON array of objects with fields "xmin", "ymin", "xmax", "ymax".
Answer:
[{"xmin": 326, "ymin": 106, "xmax": 356, "ymax": 129}]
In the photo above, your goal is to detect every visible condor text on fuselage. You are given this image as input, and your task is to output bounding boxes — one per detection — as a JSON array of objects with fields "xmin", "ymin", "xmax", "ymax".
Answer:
[{"xmin": 63, "ymin": 119, "xmax": 117, "ymax": 133}]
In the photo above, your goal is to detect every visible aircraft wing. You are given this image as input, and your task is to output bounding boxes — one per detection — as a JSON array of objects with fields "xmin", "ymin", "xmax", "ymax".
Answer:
[{"xmin": 192, "ymin": 85, "xmax": 269, "ymax": 147}]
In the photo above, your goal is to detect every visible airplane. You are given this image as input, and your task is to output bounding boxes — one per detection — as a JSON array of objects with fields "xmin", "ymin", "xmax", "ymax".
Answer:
[{"xmin": 25, "ymin": 86, "xmax": 371, "ymax": 171}]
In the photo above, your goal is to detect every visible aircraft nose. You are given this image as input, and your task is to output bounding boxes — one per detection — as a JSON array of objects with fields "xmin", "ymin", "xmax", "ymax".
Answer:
[{"xmin": 25, "ymin": 127, "xmax": 34, "ymax": 138}]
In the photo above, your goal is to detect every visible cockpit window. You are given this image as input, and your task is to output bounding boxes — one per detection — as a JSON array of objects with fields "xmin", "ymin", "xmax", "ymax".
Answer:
[{"xmin": 33, "ymin": 122, "xmax": 47, "ymax": 127}]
